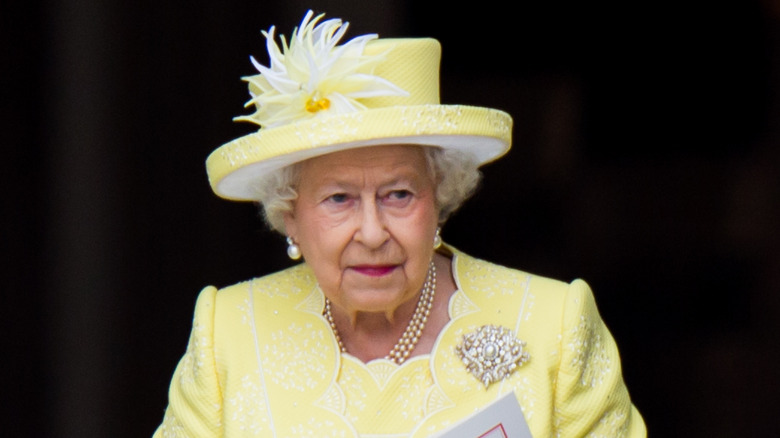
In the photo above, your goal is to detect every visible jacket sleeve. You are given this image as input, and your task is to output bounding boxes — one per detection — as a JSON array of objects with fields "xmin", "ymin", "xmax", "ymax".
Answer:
[
  {"xmin": 553, "ymin": 279, "xmax": 647, "ymax": 437},
  {"xmin": 153, "ymin": 286, "xmax": 223, "ymax": 438}
]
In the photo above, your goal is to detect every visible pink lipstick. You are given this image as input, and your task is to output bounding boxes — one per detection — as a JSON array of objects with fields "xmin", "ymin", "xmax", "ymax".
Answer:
[{"xmin": 351, "ymin": 265, "xmax": 396, "ymax": 277}]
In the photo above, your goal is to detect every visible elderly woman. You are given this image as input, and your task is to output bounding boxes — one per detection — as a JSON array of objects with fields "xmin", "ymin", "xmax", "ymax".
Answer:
[{"xmin": 154, "ymin": 10, "xmax": 646, "ymax": 438}]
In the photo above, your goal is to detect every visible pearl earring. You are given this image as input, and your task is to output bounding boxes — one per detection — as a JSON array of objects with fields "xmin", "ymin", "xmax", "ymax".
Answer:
[
  {"xmin": 433, "ymin": 227, "xmax": 442, "ymax": 249},
  {"xmin": 286, "ymin": 237, "xmax": 301, "ymax": 260}
]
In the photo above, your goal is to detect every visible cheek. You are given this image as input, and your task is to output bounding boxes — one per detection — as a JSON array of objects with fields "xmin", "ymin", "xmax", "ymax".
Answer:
[
  {"xmin": 399, "ymin": 201, "xmax": 439, "ymax": 250},
  {"xmin": 298, "ymin": 216, "xmax": 352, "ymax": 262},
  {"xmin": 414, "ymin": 195, "xmax": 440, "ymax": 230}
]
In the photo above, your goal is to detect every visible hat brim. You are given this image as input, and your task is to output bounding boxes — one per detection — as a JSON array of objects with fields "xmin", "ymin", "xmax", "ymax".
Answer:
[{"xmin": 207, "ymin": 104, "xmax": 512, "ymax": 201}]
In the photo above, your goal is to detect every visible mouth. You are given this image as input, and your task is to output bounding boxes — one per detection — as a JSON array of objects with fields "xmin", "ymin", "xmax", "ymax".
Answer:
[{"xmin": 349, "ymin": 264, "xmax": 398, "ymax": 277}]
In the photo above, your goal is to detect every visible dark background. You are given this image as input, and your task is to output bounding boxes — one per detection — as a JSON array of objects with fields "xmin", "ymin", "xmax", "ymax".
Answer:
[{"xmin": 3, "ymin": 0, "xmax": 779, "ymax": 436}]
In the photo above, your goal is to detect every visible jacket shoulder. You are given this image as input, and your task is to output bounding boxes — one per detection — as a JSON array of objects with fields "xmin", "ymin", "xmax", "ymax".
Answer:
[
  {"xmin": 454, "ymin": 250, "xmax": 572, "ymax": 292},
  {"xmin": 191, "ymin": 265, "xmax": 319, "ymax": 323}
]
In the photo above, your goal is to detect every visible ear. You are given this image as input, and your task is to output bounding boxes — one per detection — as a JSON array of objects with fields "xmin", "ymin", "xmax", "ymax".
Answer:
[{"xmin": 282, "ymin": 211, "xmax": 297, "ymax": 239}]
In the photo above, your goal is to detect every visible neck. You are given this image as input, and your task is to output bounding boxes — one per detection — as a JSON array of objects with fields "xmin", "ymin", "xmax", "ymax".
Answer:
[{"xmin": 343, "ymin": 316, "xmax": 413, "ymax": 360}]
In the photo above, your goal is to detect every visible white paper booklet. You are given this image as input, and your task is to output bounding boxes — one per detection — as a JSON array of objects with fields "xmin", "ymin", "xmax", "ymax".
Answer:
[{"xmin": 434, "ymin": 391, "xmax": 533, "ymax": 438}]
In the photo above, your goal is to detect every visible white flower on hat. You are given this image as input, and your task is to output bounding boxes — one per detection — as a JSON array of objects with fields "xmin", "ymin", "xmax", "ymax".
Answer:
[{"xmin": 236, "ymin": 10, "xmax": 409, "ymax": 129}]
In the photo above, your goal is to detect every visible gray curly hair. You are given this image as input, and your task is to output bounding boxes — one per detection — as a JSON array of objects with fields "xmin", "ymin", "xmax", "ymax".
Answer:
[{"xmin": 250, "ymin": 146, "xmax": 482, "ymax": 234}]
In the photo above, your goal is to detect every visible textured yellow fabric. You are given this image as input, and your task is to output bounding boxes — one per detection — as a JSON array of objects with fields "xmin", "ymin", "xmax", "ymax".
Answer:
[{"xmin": 153, "ymin": 248, "xmax": 646, "ymax": 437}]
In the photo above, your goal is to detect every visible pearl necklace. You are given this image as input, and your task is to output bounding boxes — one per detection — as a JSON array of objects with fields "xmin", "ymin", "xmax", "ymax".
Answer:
[{"xmin": 323, "ymin": 260, "xmax": 437, "ymax": 365}]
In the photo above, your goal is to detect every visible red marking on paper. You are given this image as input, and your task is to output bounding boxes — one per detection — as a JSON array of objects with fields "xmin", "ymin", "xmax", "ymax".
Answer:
[{"xmin": 478, "ymin": 423, "xmax": 508, "ymax": 438}]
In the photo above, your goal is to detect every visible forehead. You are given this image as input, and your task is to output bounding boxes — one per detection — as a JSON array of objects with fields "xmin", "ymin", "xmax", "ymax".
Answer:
[{"xmin": 297, "ymin": 145, "xmax": 430, "ymax": 183}]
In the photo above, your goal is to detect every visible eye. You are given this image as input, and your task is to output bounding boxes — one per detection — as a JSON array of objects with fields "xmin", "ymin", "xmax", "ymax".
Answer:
[
  {"xmin": 389, "ymin": 190, "xmax": 411, "ymax": 200},
  {"xmin": 382, "ymin": 189, "xmax": 413, "ymax": 207},
  {"xmin": 327, "ymin": 193, "xmax": 349, "ymax": 203}
]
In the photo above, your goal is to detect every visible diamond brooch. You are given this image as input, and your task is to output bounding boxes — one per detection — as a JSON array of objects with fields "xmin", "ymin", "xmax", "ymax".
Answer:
[{"xmin": 455, "ymin": 324, "xmax": 530, "ymax": 388}]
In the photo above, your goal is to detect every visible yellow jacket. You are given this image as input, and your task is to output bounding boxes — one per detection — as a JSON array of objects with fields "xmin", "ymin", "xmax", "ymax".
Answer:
[{"xmin": 154, "ymin": 248, "xmax": 646, "ymax": 437}]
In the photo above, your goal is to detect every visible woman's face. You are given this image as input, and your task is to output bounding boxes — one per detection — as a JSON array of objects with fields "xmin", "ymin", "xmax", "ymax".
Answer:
[{"xmin": 283, "ymin": 145, "xmax": 439, "ymax": 316}]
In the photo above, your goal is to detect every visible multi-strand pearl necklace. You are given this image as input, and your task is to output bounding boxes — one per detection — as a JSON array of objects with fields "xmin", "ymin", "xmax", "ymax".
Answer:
[{"xmin": 323, "ymin": 260, "xmax": 437, "ymax": 365}]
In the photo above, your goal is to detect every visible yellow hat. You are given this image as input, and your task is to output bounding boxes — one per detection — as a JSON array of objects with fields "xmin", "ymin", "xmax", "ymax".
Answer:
[{"xmin": 207, "ymin": 10, "xmax": 513, "ymax": 201}]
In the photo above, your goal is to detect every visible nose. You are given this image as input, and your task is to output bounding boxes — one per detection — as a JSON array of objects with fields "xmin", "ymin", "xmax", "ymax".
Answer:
[{"xmin": 354, "ymin": 199, "xmax": 389, "ymax": 248}]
